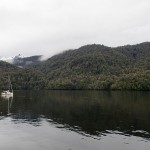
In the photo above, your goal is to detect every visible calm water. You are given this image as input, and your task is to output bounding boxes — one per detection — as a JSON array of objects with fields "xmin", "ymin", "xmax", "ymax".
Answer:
[{"xmin": 0, "ymin": 90, "xmax": 150, "ymax": 150}]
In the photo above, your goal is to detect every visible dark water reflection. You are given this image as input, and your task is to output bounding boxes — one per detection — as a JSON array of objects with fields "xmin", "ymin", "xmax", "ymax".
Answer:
[{"xmin": 0, "ymin": 90, "xmax": 150, "ymax": 150}]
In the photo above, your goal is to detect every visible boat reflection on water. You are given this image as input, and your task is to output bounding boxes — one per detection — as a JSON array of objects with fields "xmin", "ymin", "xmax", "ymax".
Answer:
[{"xmin": 1, "ymin": 95, "xmax": 13, "ymax": 115}]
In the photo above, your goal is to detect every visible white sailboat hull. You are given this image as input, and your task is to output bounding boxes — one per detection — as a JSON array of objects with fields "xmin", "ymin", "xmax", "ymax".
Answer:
[
  {"xmin": 1, "ymin": 90, "xmax": 13, "ymax": 96},
  {"xmin": 1, "ymin": 76, "xmax": 13, "ymax": 97}
]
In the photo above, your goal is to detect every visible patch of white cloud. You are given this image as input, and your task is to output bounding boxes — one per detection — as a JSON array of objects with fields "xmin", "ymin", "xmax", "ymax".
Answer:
[{"xmin": 0, "ymin": 0, "xmax": 150, "ymax": 57}]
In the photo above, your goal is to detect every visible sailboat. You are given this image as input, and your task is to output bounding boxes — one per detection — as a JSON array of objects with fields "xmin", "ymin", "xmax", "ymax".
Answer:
[
  {"xmin": 1, "ymin": 94, "xmax": 13, "ymax": 116},
  {"xmin": 1, "ymin": 76, "xmax": 13, "ymax": 96}
]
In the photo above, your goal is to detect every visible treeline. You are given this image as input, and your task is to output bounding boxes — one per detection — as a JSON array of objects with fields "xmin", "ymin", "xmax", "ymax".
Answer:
[
  {"xmin": 47, "ymin": 71, "xmax": 150, "ymax": 90},
  {"xmin": 29, "ymin": 42, "xmax": 150, "ymax": 90},
  {"xmin": 0, "ymin": 42, "xmax": 150, "ymax": 90},
  {"xmin": 0, "ymin": 61, "xmax": 48, "ymax": 90}
]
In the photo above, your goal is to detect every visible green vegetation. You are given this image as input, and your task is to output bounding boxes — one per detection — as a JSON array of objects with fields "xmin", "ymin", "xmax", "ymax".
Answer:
[
  {"xmin": 0, "ymin": 61, "xmax": 48, "ymax": 90},
  {"xmin": 0, "ymin": 42, "xmax": 150, "ymax": 90}
]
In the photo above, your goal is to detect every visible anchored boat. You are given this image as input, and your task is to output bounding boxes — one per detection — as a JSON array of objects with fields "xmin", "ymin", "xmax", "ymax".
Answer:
[{"xmin": 1, "ymin": 76, "xmax": 13, "ymax": 97}]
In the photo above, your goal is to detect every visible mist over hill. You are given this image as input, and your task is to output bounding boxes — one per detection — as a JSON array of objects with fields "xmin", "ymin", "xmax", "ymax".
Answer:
[
  {"xmin": 29, "ymin": 42, "xmax": 150, "ymax": 90},
  {"xmin": 0, "ymin": 42, "xmax": 150, "ymax": 90},
  {"xmin": 0, "ymin": 54, "xmax": 42, "ymax": 67}
]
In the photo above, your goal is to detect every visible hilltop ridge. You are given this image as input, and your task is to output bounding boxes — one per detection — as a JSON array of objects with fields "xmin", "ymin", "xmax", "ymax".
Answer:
[
  {"xmin": 0, "ymin": 42, "xmax": 150, "ymax": 90},
  {"xmin": 29, "ymin": 42, "xmax": 150, "ymax": 90}
]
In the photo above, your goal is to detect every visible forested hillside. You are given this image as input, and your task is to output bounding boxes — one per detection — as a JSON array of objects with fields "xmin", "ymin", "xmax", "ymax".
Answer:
[
  {"xmin": 0, "ymin": 61, "xmax": 48, "ymax": 90},
  {"xmin": 0, "ymin": 42, "xmax": 150, "ymax": 90},
  {"xmin": 13, "ymin": 55, "xmax": 42, "ymax": 67},
  {"xmin": 29, "ymin": 42, "xmax": 150, "ymax": 90}
]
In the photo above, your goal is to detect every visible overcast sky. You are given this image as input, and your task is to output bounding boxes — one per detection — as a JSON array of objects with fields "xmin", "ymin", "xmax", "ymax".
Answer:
[{"xmin": 0, "ymin": 0, "xmax": 150, "ymax": 57}]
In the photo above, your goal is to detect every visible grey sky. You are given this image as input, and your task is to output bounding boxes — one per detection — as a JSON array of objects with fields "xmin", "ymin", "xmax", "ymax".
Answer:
[{"xmin": 0, "ymin": 0, "xmax": 150, "ymax": 57}]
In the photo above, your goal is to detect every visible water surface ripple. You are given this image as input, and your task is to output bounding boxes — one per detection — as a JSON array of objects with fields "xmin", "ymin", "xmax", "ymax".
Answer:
[{"xmin": 0, "ymin": 90, "xmax": 150, "ymax": 150}]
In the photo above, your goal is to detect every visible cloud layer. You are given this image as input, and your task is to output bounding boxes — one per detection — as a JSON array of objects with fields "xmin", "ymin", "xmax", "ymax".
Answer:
[{"xmin": 0, "ymin": 0, "xmax": 150, "ymax": 57}]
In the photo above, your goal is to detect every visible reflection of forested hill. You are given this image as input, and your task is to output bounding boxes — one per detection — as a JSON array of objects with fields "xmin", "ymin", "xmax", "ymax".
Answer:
[{"xmin": 3, "ymin": 91, "xmax": 150, "ymax": 138}]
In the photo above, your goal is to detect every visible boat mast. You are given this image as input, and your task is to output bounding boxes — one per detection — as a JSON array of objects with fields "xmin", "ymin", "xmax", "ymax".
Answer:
[{"xmin": 8, "ymin": 76, "xmax": 13, "ymax": 92}]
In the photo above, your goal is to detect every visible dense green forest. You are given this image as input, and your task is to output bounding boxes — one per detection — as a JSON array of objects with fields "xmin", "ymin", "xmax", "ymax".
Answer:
[
  {"xmin": 0, "ymin": 42, "xmax": 150, "ymax": 90},
  {"xmin": 0, "ymin": 61, "xmax": 48, "ymax": 90}
]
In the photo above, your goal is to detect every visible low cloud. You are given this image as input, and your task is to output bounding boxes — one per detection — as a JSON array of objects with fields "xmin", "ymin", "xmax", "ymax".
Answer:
[{"xmin": 0, "ymin": 0, "xmax": 150, "ymax": 57}]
